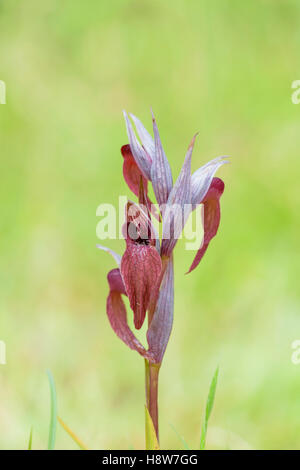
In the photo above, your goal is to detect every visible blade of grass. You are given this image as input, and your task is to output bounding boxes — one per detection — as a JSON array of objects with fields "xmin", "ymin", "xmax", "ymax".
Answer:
[
  {"xmin": 47, "ymin": 369, "xmax": 57, "ymax": 450},
  {"xmin": 200, "ymin": 366, "xmax": 219, "ymax": 450},
  {"xmin": 27, "ymin": 427, "xmax": 33, "ymax": 450},
  {"xmin": 169, "ymin": 423, "xmax": 190, "ymax": 450},
  {"xmin": 57, "ymin": 416, "xmax": 89, "ymax": 450},
  {"xmin": 145, "ymin": 405, "xmax": 160, "ymax": 450}
]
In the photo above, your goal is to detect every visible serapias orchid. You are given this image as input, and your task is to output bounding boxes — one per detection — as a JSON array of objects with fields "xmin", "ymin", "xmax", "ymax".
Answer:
[{"xmin": 97, "ymin": 111, "xmax": 228, "ymax": 442}]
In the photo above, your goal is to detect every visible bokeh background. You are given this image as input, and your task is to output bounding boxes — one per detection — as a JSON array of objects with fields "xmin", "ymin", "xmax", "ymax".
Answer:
[{"xmin": 1, "ymin": 0, "xmax": 300, "ymax": 450}]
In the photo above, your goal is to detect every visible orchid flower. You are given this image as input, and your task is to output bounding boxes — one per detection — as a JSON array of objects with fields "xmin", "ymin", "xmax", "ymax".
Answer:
[{"xmin": 97, "ymin": 111, "xmax": 228, "ymax": 443}]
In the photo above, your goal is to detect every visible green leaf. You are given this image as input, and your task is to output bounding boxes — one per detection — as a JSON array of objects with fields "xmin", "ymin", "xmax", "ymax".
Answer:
[
  {"xmin": 47, "ymin": 369, "xmax": 57, "ymax": 450},
  {"xmin": 27, "ymin": 427, "xmax": 33, "ymax": 450},
  {"xmin": 145, "ymin": 406, "xmax": 160, "ymax": 450},
  {"xmin": 58, "ymin": 416, "xmax": 89, "ymax": 450},
  {"xmin": 200, "ymin": 366, "xmax": 219, "ymax": 450},
  {"xmin": 169, "ymin": 423, "xmax": 190, "ymax": 450}
]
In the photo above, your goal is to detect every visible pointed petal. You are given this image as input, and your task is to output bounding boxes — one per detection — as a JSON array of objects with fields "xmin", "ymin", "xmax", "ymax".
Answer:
[
  {"xmin": 150, "ymin": 112, "xmax": 173, "ymax": 207},
  {"xmin": 191, "ymin": 156, "xmax": 229, "ymax": 206},
  {"xmin": 96, "ymin": 244, "xmax": 121, "ymax": 267},
  {"xmin": 123, "ymin": 111, "xmax": 152, "ymax": 180},
  {"xmin": 121, "ymin": 144, "xmax": 149, "ymax": 195},
  {"xmin": 187, "ymin": 177, "xmax": 225, "ymax": 273},
  {"xmin": 130, "ymin": 113, "xmax": 155, "ymax": 158},
  {"xmin": 147, "ymin": 257, "xmax": 174, "ymax": 363},
  {"xmin": 120, "ymin": 243, "xmax": 162, "ymax": 329},
  {"xmin": 106, "ymin": 269, "xmax": 153, "ymax": 359},
  {"xmin": 161, "ymin": 135, "xmax": 196, "ymax": 256},
  {"xmin": 107, "ymin": 267, "xmax": 127, "ymax": 294},
  {"xmin": 121, "ymin": 145, "xmax": 160, "ymax": 222}
]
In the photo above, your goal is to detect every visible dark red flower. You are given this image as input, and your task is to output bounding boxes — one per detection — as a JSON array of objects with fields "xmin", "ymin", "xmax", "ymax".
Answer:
[{"xmin": 98, "ymin": 111, "xmax": 228, "ymax": 364}]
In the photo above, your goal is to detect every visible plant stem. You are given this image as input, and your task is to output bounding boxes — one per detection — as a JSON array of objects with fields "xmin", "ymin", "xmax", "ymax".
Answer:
[
  {"xmin": 145, "ymin": 360, "xmax": 161, "ymax": 442},
  {"xmin": 145, "ymin": 358, "xmax": 150, "ymax": 408}
]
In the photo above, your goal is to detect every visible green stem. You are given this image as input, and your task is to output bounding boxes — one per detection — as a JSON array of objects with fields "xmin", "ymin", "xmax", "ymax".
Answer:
[
  {"xmin": 145, "ymin": 360, "xmax": 160, "ymax": 442},
  {"xmin": 145, "ymin": 358, "xmax": 150, "ymax": 408}
]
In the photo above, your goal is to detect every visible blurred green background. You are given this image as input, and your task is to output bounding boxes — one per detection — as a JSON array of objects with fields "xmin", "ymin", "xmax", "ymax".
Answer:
[{"xmin": 1, "ymin": 0, "xmax": 300, "ymax": 450}]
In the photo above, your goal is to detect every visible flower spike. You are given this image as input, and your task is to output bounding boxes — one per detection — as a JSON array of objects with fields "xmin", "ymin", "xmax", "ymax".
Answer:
[{"xmin": 98, "ymin": 110, "xmax": 228, "ymax": 443}]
